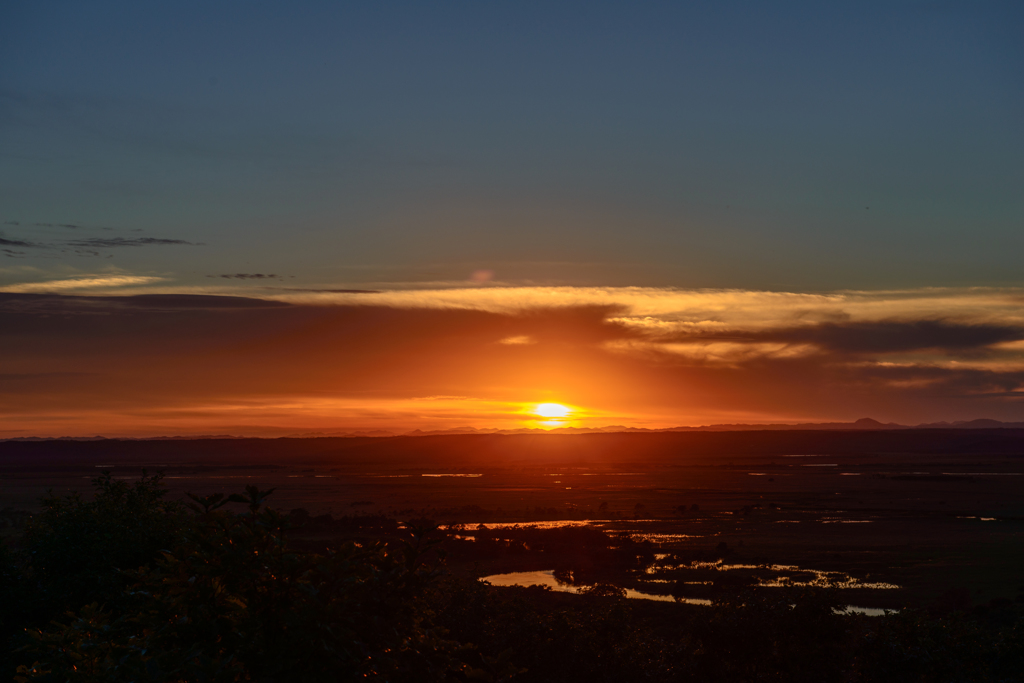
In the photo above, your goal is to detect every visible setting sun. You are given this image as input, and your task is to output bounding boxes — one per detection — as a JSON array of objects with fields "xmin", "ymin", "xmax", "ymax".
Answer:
[{"xmin": 533, "ymin": 403, "xmax": 572, "ymax": 419}]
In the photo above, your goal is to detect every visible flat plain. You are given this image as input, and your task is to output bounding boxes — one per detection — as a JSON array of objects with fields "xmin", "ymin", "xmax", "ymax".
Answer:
[{"xmin": 3, "ymin": 430, "xmax": 1023, "ymax": 609}]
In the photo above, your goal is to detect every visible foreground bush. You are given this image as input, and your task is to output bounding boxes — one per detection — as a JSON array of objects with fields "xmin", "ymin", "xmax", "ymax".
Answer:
[
  {"xmin": 11, "ymin": 477, "xmax": 499, "ymax": 682},
  {"xmin": 5, "ymin": 473, "xmax": 1024, "ymax": 682},
  {"xmin": 23, "ymin": 472, "xmax": 185, "ymax": 614}
]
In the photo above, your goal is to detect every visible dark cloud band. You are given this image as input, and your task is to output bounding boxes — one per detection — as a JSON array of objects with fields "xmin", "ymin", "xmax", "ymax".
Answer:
[
  {"xmin": 1, "ymin": 292, "xmax": 1023, "ymax": 430},
  {"xmin": 65, "ymin": 237, "xmax": 198, "ymax": 248},
  {"xmin": 664, "ymin": 320, "xmax": 1024, "ymax": 354},
  {"xmin": 0, "ymin": 237, "xmax": 40, "ymax": 248}
]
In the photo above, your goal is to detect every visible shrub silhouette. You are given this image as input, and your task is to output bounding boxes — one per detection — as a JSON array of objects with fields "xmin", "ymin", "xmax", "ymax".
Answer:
[
  {"xmin": 8, "ymin": 474, "xmax": 1024, "ymax": 682},
  {"xmin": 22, "ymin": 471, "xmax": 185, "ymax": 613},
  {"xmin": 14, "ymin": 479, "xmax": 503, "ymax": 682}
]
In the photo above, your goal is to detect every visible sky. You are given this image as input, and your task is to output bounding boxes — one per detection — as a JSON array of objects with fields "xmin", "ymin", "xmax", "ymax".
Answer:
[{"xmin": 2, "ymin": 2, "xmax": 1023, "ymax": 436}]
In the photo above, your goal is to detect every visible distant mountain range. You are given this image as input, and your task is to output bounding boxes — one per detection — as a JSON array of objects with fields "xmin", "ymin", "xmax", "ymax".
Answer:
[{"xmin": 6, "ymin": 417, "xmax": 1024, "ymax": 441}]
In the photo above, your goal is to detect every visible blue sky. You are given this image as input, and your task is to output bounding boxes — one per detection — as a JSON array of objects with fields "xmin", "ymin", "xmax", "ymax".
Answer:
[{"xmin": 2, "ymin": 1, "xmax": 1022, "ymax": 290}]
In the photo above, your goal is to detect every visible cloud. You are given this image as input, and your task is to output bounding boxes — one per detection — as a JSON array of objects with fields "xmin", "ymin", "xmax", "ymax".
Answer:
[
  {"xmin": 208, "ymin": 273, "xmax": 283, "ymax": 280},
  {"xmin": 34, "ymin": 222, "xmax": 84, "ymax": 229},
  {"xmin": 64, "ymin": 237, "xmax": 199, "ymax": 248},
  {"xmin": 0, "ymin": 276, "xmax": 164, "ymax": 293},
  {"xmin": 2, "ymin": 288, "xmax": 1024, "ymax": 435},
  {"xmin": 1, "ymin": 222, "xmax": 199, "ymax": 255},
  {"xmin": 260, "ymin": 286, "xmax": 1024, "ymax": 329},
  {"xmin": 636, "ymin": 319, "xmax": 1024, "ymax": 360},
  {"xmin": 603, "ymin": 339, "xmax": 818, "ymax": 366},
  {"xmin": 272, "ymin": 287, "xmax": 380, "ymax": 293},
  {"xmin": 0, "ymin": 237, "xmax": 40, "ymax": 248},
  {"xmin": 837, "ymin": 362, "xmax": 1024, "ymax": 398},
  {"xmin": 118, "ymin": 294, "xmax": 289, "ymax": 309},
  {"xmin": 749, "ymin": 320, "xmax": 1024, "ymax": 354},
  {"xmin": 249, "ymin": 286, "xmax": 1024, "ymax": 362},
  {"xmin": 499, "ymin": 335, "xmax": 536, "ymax": 345}
]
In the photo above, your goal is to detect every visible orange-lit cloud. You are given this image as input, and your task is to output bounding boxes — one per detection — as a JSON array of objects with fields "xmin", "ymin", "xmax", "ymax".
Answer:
[
  {"xmin": 0, "ymin": 275, "xmax": 165, "ymax": 292},
  {"xmin": 1, "ymin": 286, "xmax": 1024, "ymax": 436}
]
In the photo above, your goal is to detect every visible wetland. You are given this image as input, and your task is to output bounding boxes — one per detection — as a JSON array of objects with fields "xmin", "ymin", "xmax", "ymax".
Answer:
[{"xmin": 3, "ymin": 429, "xmax": 1024, "ymax": 611}]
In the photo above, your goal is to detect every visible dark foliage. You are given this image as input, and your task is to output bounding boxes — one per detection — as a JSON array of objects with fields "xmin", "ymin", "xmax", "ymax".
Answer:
[
  {"xmin": 5, "ymin": 473, "xmax": 1024, "ymax": 682},
  {"xmin": 0, "ymin": 540, "xmax": 35, "ymax": 675},
  {"xmin": 435, "ymin": 578, "xmax": 679, "ymax": 682},
  {"xmin": 23, "ymin": 472, "xmax": 185, "ymax": 612},
  {"xmin": 9, "ymin": 477, "xmax": 504, "ymax": 682}
]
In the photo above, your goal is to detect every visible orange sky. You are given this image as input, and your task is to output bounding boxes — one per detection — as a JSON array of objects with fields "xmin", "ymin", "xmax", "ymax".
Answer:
[{"xmin": 2, "ymin": 284, "xmax": 1024, "ymax": 437}]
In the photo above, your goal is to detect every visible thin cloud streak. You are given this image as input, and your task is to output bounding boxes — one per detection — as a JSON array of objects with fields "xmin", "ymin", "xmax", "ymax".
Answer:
[
  {"xmin": 0, "ymin": 237, "xmax": 41, "ymax": 248},
  {"xmin": 64, "ymin": 237, "xmax": 198, "ymax": 248},
  {"xmin": 0, "ymin": 276, "xmax": 164, "ymax": 292}
]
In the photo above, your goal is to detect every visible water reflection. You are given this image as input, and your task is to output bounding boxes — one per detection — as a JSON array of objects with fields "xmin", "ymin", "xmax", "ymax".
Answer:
[
  {"xmin": 649, "ymin": 560, "xmax": 901, "ymax": 590},
  {"xmin": 480, "ymin": 570, "xmax": 892, "ymax": 615},
  {"xmin": 840, "ymin": 605, "xmax": 891, "ymax": 617},
  {"xmin": 480, "ymin": 570, "xmax": 702, "ymax": 604},
  {"xmin": 421, "ymin": 473, "xmax": 483, "ymax": 477},
  {"xmin": 445, "ymin": 520, "xmax": 602, "ymax": 530}
]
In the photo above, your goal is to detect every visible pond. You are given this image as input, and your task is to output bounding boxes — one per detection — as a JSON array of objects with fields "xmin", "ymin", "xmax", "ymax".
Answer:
[{"xmin": 481, "ymin": 570, "xmax": 704, "ymax": 604}]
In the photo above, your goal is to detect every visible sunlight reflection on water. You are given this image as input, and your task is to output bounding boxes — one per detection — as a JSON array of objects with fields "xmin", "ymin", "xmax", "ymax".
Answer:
[
  {"xmin": 480, "ymin": 570, "xmax": 892, "ymax": 615},
  {"xmin": 480, "ymin": 570, "xmax": 696, "ymax": 604},
  {"xmin": 649, "ymin": 561, "xmax": 900, "ymax": 590},
  {"xmin": 444, "ymin": 520, "xmax": 602, "ymax": 530},
  {"xmin": 422, "ymin": 473, "xmax": 484, "ymax": 477}
]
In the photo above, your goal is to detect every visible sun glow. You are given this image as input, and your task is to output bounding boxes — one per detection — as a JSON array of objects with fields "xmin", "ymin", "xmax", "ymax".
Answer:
[{"xmin": 533, "ymin": 403, "xmax": 572, "ymax": 419}]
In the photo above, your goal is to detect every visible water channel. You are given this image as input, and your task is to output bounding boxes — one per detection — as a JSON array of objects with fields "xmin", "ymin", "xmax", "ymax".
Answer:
[{"xmin": 480, "ymin": 570, "xmax": 892, "ymax": 616}]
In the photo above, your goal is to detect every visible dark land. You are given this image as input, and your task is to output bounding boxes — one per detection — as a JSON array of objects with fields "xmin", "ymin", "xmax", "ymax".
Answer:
[
  {"xmin": 6, "ymin": 429, "xmax": 1024, "ymax": 681},
  {"xmin": 4, "ymin": 429, "xmax": 1024, "ymax": 610}
]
